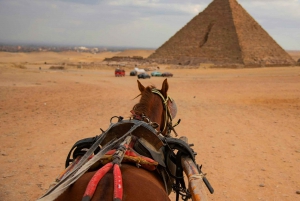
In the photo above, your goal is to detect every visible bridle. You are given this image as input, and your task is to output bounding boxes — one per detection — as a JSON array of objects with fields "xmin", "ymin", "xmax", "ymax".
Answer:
[
  {"xmin": 151, "ymin": 88, "xmax": 174, "ymax": 135},
  {"xmin": 131, "ymin": 88, "xmax": 180, "ymax": 136}
]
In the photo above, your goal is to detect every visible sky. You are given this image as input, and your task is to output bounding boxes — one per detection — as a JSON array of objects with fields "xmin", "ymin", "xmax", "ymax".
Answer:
[{"xmin": 0, "ymin": 0, "xmax": 299, "ymax": 50}]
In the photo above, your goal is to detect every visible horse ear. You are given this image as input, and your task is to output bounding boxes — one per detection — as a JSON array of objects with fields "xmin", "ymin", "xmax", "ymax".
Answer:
[
  {"xmin": 137, "ymin": 80, "xmax": 145, "ymax": 93},
  {"xmin": 161, "ymin": 79, "xmax": 169, "ymax": 97}
]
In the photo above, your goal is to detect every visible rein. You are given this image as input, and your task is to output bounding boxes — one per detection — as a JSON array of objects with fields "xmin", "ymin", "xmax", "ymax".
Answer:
[
  {"xmin": 37, "ymin": 121, "xmax": 145, "ymax": 201},
  {"xmin": 82, "ymin": 135, "xmax": 132, "ymax": 201}
]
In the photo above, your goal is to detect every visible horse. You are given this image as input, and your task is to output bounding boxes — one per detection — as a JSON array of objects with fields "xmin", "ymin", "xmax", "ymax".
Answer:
[{"xmin": 43, "ymin": 79, "xmax": 178, "ymax": 201}]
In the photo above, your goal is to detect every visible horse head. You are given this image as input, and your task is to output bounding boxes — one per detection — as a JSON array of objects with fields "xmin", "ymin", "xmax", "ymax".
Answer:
[{"xmin": 131, "ymin": 79, "xmax": 177, "ymax": 136}]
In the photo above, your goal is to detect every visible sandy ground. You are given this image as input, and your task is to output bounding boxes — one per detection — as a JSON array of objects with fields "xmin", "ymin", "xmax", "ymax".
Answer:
[{"xmin": 0, "ymin": 52, "xmax": 300, "ymax": 201}]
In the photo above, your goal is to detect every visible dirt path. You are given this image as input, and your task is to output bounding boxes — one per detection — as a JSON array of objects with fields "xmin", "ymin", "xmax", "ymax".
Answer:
[{"xmin": 0, "ymin": 66, "xmax": 300, "ymax": 201}]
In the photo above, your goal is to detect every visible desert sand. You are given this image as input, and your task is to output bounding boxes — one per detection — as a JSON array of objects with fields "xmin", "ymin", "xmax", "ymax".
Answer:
[{"xmin": 0, "ymin": 51, "xmax": 300, "ymax": 201}]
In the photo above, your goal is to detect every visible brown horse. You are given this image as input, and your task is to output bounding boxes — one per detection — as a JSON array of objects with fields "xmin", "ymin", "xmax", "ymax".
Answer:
[{"xmin": 51, "ymin": 79, "xmax": 176, "ymax": 201}]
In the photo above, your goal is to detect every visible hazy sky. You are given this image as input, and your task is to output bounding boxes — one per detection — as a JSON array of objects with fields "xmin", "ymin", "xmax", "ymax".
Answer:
[{"xmin": 0, "ymin": 0, "xmax": 299, "ymax": 50}]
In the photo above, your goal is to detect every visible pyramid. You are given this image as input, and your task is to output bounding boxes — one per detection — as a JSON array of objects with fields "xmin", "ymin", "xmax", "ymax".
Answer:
[{"xmin": 148, "ymin": 0, "xmax": 295, "ymax": 67}]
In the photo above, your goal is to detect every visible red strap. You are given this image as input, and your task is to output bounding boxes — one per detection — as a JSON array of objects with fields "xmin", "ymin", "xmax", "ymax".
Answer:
[
  {"xmin": 82, "ymin": 162, "xmax": 113, "ymax": 201},
  {"xmin": 113, "ymin": 164, "xmax": 123, "ymax": 201}
]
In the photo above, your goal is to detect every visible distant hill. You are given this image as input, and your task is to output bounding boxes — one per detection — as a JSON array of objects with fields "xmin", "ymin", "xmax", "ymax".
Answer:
[
  {"xmin": 286, "ymin": 50, "xmax": 300, "ymax": 61},
  {"xmin": 115, "ymin": 49, "xmax": 155, "ymax": 58}
]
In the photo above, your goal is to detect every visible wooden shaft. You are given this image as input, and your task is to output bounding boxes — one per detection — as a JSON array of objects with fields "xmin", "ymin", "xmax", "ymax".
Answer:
[
  {"xmin": 181, "ymin": 157, "xmax": 208, "ymax": 201},
  {"xmin": 179, "ymin": 136, "xmax": 208, "ymax": 201}
]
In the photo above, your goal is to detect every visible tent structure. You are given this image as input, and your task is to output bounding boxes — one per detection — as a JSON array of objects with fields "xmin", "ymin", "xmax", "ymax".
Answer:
[{"xmin": 148, "ymin": 0, "xmax": 295, "ymax": 67}]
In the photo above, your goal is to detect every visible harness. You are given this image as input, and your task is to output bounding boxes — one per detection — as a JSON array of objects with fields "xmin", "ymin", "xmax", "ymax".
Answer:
[
  {"xmin": 82, "ymin": 135, "xmax": 132, "ymax": 201},
  {"xmin": 38, "ymin": 90, "xmax": 214, "ymax": 201}
]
